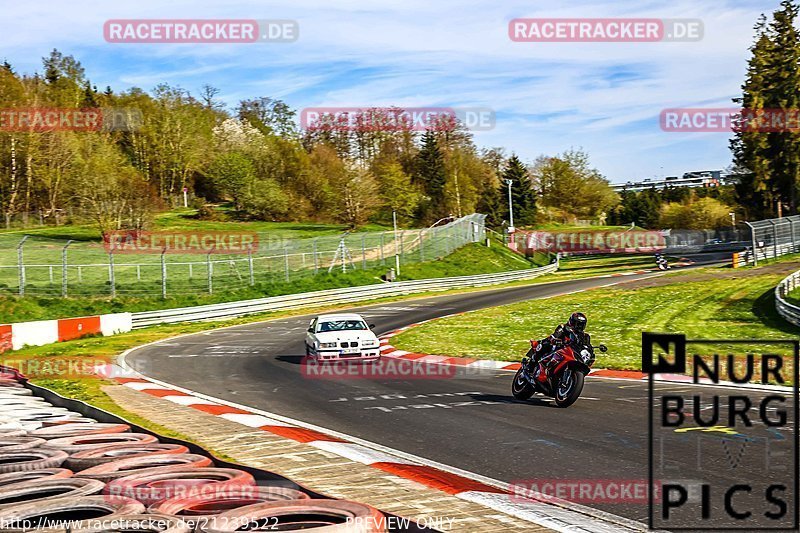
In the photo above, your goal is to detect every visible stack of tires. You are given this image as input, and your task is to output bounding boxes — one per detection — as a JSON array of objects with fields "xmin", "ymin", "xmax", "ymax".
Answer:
[{"xmin": 0, "ymin": 372, "xmax": 388, "ymax": 532}]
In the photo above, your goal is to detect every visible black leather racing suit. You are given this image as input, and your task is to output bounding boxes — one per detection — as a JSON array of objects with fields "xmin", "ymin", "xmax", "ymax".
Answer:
[{"xmin": 527, "ymin": 324, "xmax": 591, "ymax": 367}]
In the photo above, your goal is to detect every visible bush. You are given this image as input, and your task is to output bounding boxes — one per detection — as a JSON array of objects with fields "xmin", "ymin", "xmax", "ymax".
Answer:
[{"xmin": 196, "ymin": 204, "xmax": 219, "ymax": 221}]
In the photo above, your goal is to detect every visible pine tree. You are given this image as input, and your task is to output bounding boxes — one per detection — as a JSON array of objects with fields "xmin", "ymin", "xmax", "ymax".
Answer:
[
  {"xmin": 413, "ymin": 131, "xmax": 448, "ymax": 222},
  {"xmin": 502, "ymin": 155, "xmax": 537, "ymax": 226},
  {"xmin": 476, "ymin": 179, "xmax": 504, "ymax": 227}
]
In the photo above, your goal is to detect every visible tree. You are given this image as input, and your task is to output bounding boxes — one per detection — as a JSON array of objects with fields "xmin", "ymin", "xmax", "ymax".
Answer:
[
  {"xmin": 659, "ymin": 196, "xmax": 733, "ymax": 229},
  {"xmin": 206, "ymin": 152, "xmax": 255, "ymax": 213},
  {"xmin": 502, "ymin": 155, "xmax": 537, "ymax": 226},
  {"xmin": 330, "ymin": 163, "xmax": 382, "ymax": 227},
  {"xmin": 413, "ymin": 131, "xmax": 448, "ymax": 222},
  {"xmin": 373, "ymin": 160, "xmax": 420, "ymax": 223},
  {"xmin": 531, "ymin": 149, "xmax": 618, "ymax": 222},
  {"xmin": 731, "ymin": 2, "xmax": 800, "ymax": 217}
]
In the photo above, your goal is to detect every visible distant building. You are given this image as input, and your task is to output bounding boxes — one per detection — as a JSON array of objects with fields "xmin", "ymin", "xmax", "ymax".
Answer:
[{"xmin": 612, "ymin": 170, "xmax": 725, "ymax": 192}]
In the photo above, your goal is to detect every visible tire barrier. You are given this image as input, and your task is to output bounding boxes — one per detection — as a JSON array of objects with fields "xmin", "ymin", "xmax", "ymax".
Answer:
[
  {"xmin": 78, "ymin": 454, "xmax": 214, "ymax": 483},
  {"xmin": 0, "ymin": 448, "xmax": 68, "ymax": 473},
  {"xmin": 30, "ymin": 423, "xmax": 131, "ymax": 439},
  {"xmin": 66, "ymin": 444, "xmax": 190, "ymax": 471},
  {"xmin": 0, "ymin": 495, "xmax": 145, "ymax": 532},
  {"xmin": 0, "ymin": 437, "xmax": 46, "ymax": 451},
  {"xmin": 0, "ymin": 478, "xmax": 105, "ymax": 509},
  {"xmin": 149, "ymin": 486, "xmax": 310, "ymax": 529},
  {"xmin": 104, "ymin": 468, "xmax": 255, "ymax": 506},
  {"xmin": 44, "ymin": 433, "xmax": 159, "ymax": 454},
  {"xmin": 199, "ymin": 500, "xmax": 387, "ymax": 533},
  {"xmin": 71, "ymin": 514, "xmax": 192, "ymax": 533},
  {"xmin": 0, "ymin": 374, "xmax": 412, "ymax": 532},
  {"xmin": 0, "ymin": 469, "xmax": 73, "ymax": 487}
]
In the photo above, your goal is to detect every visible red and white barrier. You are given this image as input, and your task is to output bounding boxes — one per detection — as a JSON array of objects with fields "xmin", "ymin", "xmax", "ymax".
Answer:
[{"xmin": 0, "ymin": 313, "xmax": 132, "ymax": 352}]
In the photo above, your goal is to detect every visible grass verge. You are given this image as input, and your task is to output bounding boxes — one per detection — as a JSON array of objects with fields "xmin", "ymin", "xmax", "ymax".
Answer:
[
  {"xmin": 0, "ymin": 242, "xmax": 536, "ymax": 323},
  {"xmin": 391, "ymin": 263, "xmax": 800, "ymax": 370}
]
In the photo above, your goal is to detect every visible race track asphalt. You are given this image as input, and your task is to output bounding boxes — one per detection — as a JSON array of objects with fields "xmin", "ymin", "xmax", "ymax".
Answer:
[{"xmin": 126, "ymin": 257, "xmax": 796, "ymax": 526}]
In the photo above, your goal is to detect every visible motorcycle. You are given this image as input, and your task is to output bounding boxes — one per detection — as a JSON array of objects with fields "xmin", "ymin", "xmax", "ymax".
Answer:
[
  {"xmin": 511, "ymin": 332, "xmax": 607, "ymax": 408},
  {"xmin": 655, "ymin": 253, "xmax": 669, "ymax": 271}
]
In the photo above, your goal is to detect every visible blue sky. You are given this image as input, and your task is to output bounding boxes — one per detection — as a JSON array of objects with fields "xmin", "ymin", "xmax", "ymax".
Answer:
[{"xmin": 0, "ymin": 0, "xmax": 784, "ymax": 182}]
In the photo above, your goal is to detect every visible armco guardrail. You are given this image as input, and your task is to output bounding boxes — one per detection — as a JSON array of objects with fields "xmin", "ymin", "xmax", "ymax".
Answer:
[
  {"xmin": 130, "ymin": 263, "xmax": 558, "ymax": 328},
  {"xmin": 775, "ymin": 269, "xmax": 800, "ymax": 326}
]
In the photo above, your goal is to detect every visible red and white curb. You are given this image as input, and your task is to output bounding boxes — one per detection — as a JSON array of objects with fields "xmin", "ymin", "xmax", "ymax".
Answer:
[
  {"xmin": 378, "ymin": 324, "xmax": 648, "ymax": 380},
  {"xmin": 107, "ymin": 358, "xmax": 644, "ymax": 532}
]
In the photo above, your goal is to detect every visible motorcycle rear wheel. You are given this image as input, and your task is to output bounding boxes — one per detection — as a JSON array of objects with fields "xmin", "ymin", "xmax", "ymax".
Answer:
[
  {"xmin": 511, "ymin": 368, "xmax": 534, "ymax": 400},
  {"xmin": 554, "ymin": 369, "xmax": 585, "ymax": 408}
]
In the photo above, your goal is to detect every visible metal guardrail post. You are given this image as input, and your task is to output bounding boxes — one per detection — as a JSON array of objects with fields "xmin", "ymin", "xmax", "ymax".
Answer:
[
  {"xmin": 17, "ymin": 235, "xmax": 29, "ymax": 296},
  {"xmin": 61, "ymin": 240, "xmax": 73, "ymax": 298}
]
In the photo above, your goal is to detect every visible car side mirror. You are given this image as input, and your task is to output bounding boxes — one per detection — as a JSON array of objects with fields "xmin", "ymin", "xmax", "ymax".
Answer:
[
  {"xmin": 307, "ymin": 327, "xmax": 314, "ymax": 333},
  {"xmin": 369, "ymin": 324, "xmax": 376, "ymax": 329},
  {"xmin": 598, "ymin": 344, "xmax": 607, "ymax": 353}
]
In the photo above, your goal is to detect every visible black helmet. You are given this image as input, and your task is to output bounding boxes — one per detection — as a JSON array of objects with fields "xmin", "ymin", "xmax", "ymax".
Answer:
[{"xmin": 568, "ymin": 312, "xmax": 587, "ymax": 333}]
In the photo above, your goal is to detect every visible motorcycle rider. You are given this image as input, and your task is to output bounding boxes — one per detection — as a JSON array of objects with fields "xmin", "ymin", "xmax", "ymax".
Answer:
[{"xmin": 527, "ymin": 312, "xmax": 590, "ymax": 369}]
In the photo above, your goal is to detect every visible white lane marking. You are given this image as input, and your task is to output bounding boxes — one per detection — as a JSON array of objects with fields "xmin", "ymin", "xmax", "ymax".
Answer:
[
  {"xmin": 220, "ymin": 413, "xmax": 293, "ymax": 428},
  {"xmin": 459, "ymin": 491, "xmax": 640, "ymax": 533},
  {"xmin": 122, "ymin": 382, "xmax": 172, "ymax": 391},
  {"xmin": 117, "ymin": 350, "xmax": 646, "ymax": 532},
  {"xmin": 309, "ymin": 441, "xmax": 418, "ymax": 466},
  {"xmin": 160, "ymin": 396, "xmax": 220, "ymax": 407}
]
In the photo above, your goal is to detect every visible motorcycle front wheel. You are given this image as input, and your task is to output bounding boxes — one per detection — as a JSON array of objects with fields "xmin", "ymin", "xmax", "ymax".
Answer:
[
  {"xmin": 554, "ymin": 369, "xmax": 585, "ymax": 408},
  {"xmin": 511, "ymin": 368, "xmax": 534, "ymax": 400}
]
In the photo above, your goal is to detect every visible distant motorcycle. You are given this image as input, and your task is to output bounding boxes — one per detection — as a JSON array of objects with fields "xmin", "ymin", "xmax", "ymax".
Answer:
[
  {"xmin": 512, "ymin": 333, "xmax": 606, "ymax": 408},
  {"xmin": 655, "ymin": 253, "xmax": 670, "ymax": 271}
]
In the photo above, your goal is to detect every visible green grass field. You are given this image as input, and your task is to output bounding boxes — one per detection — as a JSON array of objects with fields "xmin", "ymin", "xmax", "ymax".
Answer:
[
  {"xmin": 391, "ymin": 263, "xmax": 800, "ymax": 370},
  {"xmin": 0, "ymin": 242, "xmax": 537, "ymax": 323}
]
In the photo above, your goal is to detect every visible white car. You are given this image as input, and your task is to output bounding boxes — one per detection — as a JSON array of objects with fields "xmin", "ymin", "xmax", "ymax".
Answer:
[{"xmin": 304, "ymin": 313, "xmax": 381, "ymax": 361}]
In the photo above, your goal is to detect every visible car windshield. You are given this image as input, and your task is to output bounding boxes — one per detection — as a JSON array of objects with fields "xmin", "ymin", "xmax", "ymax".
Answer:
[{"xmin": 317, "ymin": 320, "xmax": 368, "ymax": 332}]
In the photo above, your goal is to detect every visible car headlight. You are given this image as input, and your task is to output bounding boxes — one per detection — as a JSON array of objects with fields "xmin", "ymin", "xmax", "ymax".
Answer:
[
  {"xmin": 361, "ymin": 340, "xmax": 378, "ymax": 347},
  {"xmin": 579, "ymin": 349, "xmax": 592, "ymax": 363},
  {"xmin": 319, "ymin": 342, "xmax": 338, "ymax": 349}
]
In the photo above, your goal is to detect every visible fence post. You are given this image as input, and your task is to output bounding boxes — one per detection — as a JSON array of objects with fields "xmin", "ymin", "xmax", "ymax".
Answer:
[
  {"xmin": 108, "ymin": 250, "xmax": 116, "ymax": 298},
  {"xmin": 770, "ymin": 220, "xmax": 779, "ymax": 260},
  {"xmin": 248, "ymin": 245, "xmax": 255, "ymax": 286},
  {"xmin": 61, "ymin": 240, "xmax": 73, "ymax": 298},
  {"xmin": 207, "ymin": 249, "xmax": 214, "ymax": 294},
  {"xmin": 284, "ymin": 246, "xmax": 290, "ymax": 282},
  {"xmin": 313, "ymin": 239, "xmax": 319, "ymax": 274},
  {"xmin": 161, "ymin": 248, "xmax": 168, "ymax": 299},
  {"xmin": 137, "ymin": 264, "xmax": 142, "ymax": 280},
  {"xmin": 745, "ymin": 222, "xmax": 758, "ymax": 266},
  {"xmin": 362, "ymin": 234, "xmax": 367, "ymax": 269},
  {"xmin": 17, "ymin": 235, "xmax": 29, "ymax": 296}
]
